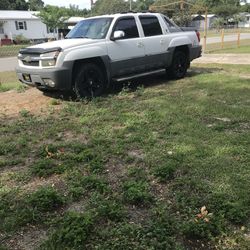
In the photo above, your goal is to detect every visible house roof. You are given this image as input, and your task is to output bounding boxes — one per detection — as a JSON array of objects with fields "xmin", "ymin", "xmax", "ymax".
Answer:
[
  {"xmin": 0, "ymin": 10, "xmax": 39, "ymax": 20},
  {"xmin": 192, "ymin": 14, "xmax": 217, "ymax": 19}
]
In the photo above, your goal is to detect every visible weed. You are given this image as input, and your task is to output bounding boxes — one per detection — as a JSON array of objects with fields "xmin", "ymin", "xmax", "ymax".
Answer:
[
  {"xmin": 30, "ymin": 158, "xmax": 64, "ymax": 177},
  {"xmin": 27, "ymin": 186, "xmax": 64, "ymax": 213},
  {"xmin": 19, "ymin": 109, "xmax": 31, "ymax": 117},
  {"xmin": 40, "ymin": 212, "xmax": 95, "ymax": 249},
  {"xmin": 50, "ymin": 99, "xmax": 61, "ymax": 106},
  {"xmin": 67, "ymin": 171, "xmax": 109, "ymax": 199},
  {"xmin": 122, "ymin": 180, "xmax": 153, "ymax": 205},
  {"xmin": 89, "ymin": 193, "xmax": 126, "ymax": 221}
]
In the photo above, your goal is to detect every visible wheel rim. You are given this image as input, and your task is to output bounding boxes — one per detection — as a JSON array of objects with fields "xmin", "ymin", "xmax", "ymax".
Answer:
[
  {"xmin": 77, "ymin": 66, "xmax": 104, "ymax": 98},
  {"xmin": 173, "ymin": 54, "xmax": 186, "ymax": 77}
]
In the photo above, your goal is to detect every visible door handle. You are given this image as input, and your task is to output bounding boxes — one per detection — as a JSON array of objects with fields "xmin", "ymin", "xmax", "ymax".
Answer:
[
  {"xmin": 137, "ymin": 42, "xmax": 144, "ymax": 48},
  {"xmin": 160, "ymin": 39, "xmax": 165, "ymax": 45}
]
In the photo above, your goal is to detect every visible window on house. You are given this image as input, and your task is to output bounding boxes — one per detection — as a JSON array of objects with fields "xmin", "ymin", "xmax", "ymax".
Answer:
[
  {"xmin": 15, "ymin": 21, "xmax": 27, "ymax": 30},
  {"xmin": 0, "ymin": 27, "xmax": 4, "ymax": 34}
]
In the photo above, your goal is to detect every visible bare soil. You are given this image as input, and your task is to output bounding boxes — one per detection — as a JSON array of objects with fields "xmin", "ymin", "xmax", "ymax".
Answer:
[{"xmin": 0, "ymin": 88, "xmax": 61, "ymax": 117}]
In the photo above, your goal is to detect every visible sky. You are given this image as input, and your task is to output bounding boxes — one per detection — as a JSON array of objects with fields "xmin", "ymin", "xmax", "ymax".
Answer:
[{"xmin": 43, "ymin": 0, "xmax": 92, "ymax": 9}]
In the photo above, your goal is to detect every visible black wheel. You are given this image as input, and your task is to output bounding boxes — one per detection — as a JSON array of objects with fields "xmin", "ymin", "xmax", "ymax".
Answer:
[
  {"xmin": 168, "ymin": 50, "xmax": 188, "ymax": 79},
  {"xmin": 74, "ymin": 63, "xmax": 106, "ymax": 98}
]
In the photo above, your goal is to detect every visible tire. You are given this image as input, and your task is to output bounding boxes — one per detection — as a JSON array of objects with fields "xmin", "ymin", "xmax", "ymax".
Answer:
[
  {"xmin": 74, "ymin": 63, "xmax": 106, "ymax": 98},
  {"xmin": 168, "ymin": 50, "xmax": 188, "ymax": 79}
]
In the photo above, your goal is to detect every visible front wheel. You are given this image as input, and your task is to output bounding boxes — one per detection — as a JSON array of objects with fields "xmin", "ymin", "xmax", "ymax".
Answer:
[
  {"xmin": 168, "ymin": 50, "xmax": 188, "ymax": 79},
  {"xmin": 74, "ymin": 63, "xmax": 106, "ymax": 98}
]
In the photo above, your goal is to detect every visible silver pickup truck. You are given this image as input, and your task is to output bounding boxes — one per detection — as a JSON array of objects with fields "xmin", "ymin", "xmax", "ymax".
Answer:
[{"xmin": 16, "ymin": 12, "xmax": 202, "ymax": 97}]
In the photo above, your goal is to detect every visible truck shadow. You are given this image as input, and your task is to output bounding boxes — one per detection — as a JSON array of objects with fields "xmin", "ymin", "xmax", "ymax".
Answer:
[{"xmin": 42, "ymin": 67, "xmax": 222, "ymax": 101}]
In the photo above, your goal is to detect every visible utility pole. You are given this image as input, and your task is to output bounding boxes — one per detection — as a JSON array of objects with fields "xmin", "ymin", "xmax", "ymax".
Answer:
[
  {"xmin": 180, "ymin": 0, "xmax": 184, "ymax": 10},
  {"xmin": 130, "ymin": 0, "xmax": 132, "ymax": 11},
  {"xmin": 203, "ymin": 7, "xmax": 208, "ymax": 52}
]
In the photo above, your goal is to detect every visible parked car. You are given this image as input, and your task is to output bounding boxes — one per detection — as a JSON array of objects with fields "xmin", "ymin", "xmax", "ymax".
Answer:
[{"xmin": 16, "ymin": 12, "xmax": 202, "ymax": 97}]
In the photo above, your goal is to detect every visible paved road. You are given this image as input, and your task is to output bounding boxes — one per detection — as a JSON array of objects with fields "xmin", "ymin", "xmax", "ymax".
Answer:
[
  {"xmin": 201, "ymin": 33, "xmax": 250, "ymax": 44},
  {"xmin": 0, "ymin": 57, "xmax": 18, "ymax": 72}
]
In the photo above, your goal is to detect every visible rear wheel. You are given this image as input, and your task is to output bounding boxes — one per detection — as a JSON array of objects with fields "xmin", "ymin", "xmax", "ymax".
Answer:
[
  {"xmin": 74, "ymin": 63, "xmax": 106, "ymax": 98},
  {"xmin": 168, "ymin": 50, "xmax": 188, "ymax": 79}
]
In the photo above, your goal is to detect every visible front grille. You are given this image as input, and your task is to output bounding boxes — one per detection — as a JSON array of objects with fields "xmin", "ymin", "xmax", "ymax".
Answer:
[
  {"xmin": 19, "ymin": 53, "xmax": 40, "ymax": 67},
  {"xmin": 22, "ymin": 61, "xmax": 39, "ymax": 66}
]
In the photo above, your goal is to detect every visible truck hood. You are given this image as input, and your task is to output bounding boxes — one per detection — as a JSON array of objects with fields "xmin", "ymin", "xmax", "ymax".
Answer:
[{"xmin": 27, "ymin": 38, "xmax": 100, "ymax": 50}]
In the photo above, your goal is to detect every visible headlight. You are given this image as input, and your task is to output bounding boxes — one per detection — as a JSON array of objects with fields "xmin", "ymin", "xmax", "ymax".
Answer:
[{"xmin": 40, "ymin": 50, "xmax": 60, "ymax": 67}]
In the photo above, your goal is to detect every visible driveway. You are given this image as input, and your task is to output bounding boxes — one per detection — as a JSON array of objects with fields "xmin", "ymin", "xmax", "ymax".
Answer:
[{"xmin": 0, "ymin": 57, "xmax": 18, "ymax": 72}]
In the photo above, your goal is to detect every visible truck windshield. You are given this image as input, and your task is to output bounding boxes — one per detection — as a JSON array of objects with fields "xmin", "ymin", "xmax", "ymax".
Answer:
[{"xmin": 66, "ymin": 18, "xmax": 113, "ymax": 39}]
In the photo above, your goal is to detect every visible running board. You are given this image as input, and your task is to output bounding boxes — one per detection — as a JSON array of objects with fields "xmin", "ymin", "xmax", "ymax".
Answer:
[{"xmin": 113, "ymin": 69, "xmax": 166, "ymax": 82}]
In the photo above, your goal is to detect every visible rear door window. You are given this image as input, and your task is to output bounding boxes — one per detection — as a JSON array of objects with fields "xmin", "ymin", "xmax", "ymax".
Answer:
[{"xmin": 139, "ymin": 16, "xmax": 163, "ymax": 37}]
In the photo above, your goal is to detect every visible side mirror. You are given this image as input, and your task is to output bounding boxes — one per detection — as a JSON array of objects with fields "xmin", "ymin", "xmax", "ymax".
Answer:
[{"xmin": 111, "ymin": 30, "xmax": 125, "ymax": 41}]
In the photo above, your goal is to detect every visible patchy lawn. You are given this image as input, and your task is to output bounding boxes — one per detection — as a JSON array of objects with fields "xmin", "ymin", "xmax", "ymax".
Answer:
[
  {"xmin": 0, "ymin": 64, "xmax": 250, "ymax": 249},
  {"xmin": 0, "ymin": 45, "xmax": 28, "ymax": 58},
  {"xmin": 0, "ymin": 71, "xmax": 24, "ymax": 92},
  {"xmin": 210, "ymin": 45, "xmax": 250, "ymax": 54},
  {"xmin": 206, "ymin": 39, "xmax": 250, "ymax": 53}
]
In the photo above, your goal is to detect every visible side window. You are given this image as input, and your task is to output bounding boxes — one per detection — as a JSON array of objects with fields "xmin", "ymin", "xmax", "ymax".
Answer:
[
  {"xmin": 113, "ymin": 17, "xmax": 139, "ymax": 39},
  {"xmin": 139, "ymin": 16, "xmax": 162, "ymax": 37},
  {"xmin": 163, "ymin": 17, "xmax": 181, "ymax": 33}
]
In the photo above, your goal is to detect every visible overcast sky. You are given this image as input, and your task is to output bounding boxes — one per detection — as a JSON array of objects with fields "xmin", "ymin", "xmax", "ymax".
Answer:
[{"xmin": 43, "ymin": 0, "xmax": 92, "ymax": 9}]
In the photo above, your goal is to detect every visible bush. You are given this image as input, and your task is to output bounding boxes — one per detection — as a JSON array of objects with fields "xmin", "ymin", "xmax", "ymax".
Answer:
[{"xmin": 13, "ymin": 34, "xmax": 29, "ymax": 44}]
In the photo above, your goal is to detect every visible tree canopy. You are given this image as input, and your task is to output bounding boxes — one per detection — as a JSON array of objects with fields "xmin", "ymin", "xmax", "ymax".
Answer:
[
  {"xmin": 37, "ymin": 5, "xmax": 68, "ymax": 30},
  {"xmin": 0, "ymin": 0, "xmax": 28, "ymax": 10},
  {"xmin": 28, "ymin": 0, "xmax": 44, "ymax": 11}
]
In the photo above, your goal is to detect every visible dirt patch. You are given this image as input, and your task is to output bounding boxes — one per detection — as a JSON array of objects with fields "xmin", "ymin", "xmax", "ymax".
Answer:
[
  {"xmin": 193, "ymin": 54, "xmax": 250, "ymax": 65},
  {"xmin": 0, "ymin": 88, "xmax": 61, "ymax": 117},
  {"xmin": 2, "ymin": 226, "xmax": 47, "ymax": 250}
]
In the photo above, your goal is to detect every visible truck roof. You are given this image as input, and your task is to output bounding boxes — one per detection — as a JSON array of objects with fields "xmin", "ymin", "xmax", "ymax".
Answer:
[{"xmin": 83, "ymin": 12, "xmax": 161, "ymax": 20}]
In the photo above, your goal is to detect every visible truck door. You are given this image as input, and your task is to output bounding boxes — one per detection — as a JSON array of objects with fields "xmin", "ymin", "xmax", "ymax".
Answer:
[
  {"xmin": 107, "ymin": 16, "xmax": 145, "ymax": 77},
  {"xmin": 139, "ymin": 15, "xmax": 167, "ymax": 70}
]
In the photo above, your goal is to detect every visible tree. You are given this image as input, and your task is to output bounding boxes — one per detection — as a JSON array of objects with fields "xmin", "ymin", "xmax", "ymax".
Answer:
[
  {"xmin": 92, "ymin": 0, "xmax": 129, "ymax": 15},
  {"xmin": 0, "ymin": 0, "xmax": 28, "ymax": 10},
  {"xmin": 37, "ymin": 5, "xmax": 68, "ymax": 37},
  {"xmin": 28, "ymin": 0, "xmax": 44, "ymax": 11},
  {"xmin": 151, "ymin": 0, "xmax": 201, "ymax": 26},
  {"xmin": 134, "ymin": 0, "xmax": 155, "ymax": 11},
  {"xmin": 65, "ymin": 4, "xmax": 90, "ymax": 17}
]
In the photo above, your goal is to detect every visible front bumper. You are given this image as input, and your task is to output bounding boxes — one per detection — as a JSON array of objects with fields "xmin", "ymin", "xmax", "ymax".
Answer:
[{"xmin": 16, "ymin": 62, "xmax": 73, "ymax": 91}]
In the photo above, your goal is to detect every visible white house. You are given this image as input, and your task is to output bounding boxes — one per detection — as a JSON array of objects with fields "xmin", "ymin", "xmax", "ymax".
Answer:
[
  {"xmin": 239, "ymin": 13, "xmax": 250, "ymax": 28},
  {"xmin": 0, "ymin": 10, "xmax": 56, "ymax": 40},
  {"xmin": 191, "ymin": 14, "xmax": 218, "ymax": 30}
]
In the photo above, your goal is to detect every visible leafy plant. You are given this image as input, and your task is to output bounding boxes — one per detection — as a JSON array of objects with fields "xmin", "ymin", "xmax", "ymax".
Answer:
[{"xmin": 122, "ymin": 180, "xmax": 153, "ymax": 205}]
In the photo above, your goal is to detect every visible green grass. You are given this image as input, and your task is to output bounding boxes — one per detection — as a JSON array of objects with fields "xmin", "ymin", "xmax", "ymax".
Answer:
[
  {"xmin": 0, "ymin": 44, "xmax": 29, "ymax": 58},
  {"xmin": 0, "ymin": 64, "xmax": 250, "ymax": 249},
  {"xmin": 0, "ymin": 71, "xmax": 24, "ymax": 92},
  {"xmin": 210, "ymin": 45, "xmax": 250, "ymax": 54},
  {"xmin": 205, "ymin": 39, "xmax": 250, "ymax": 53}
]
